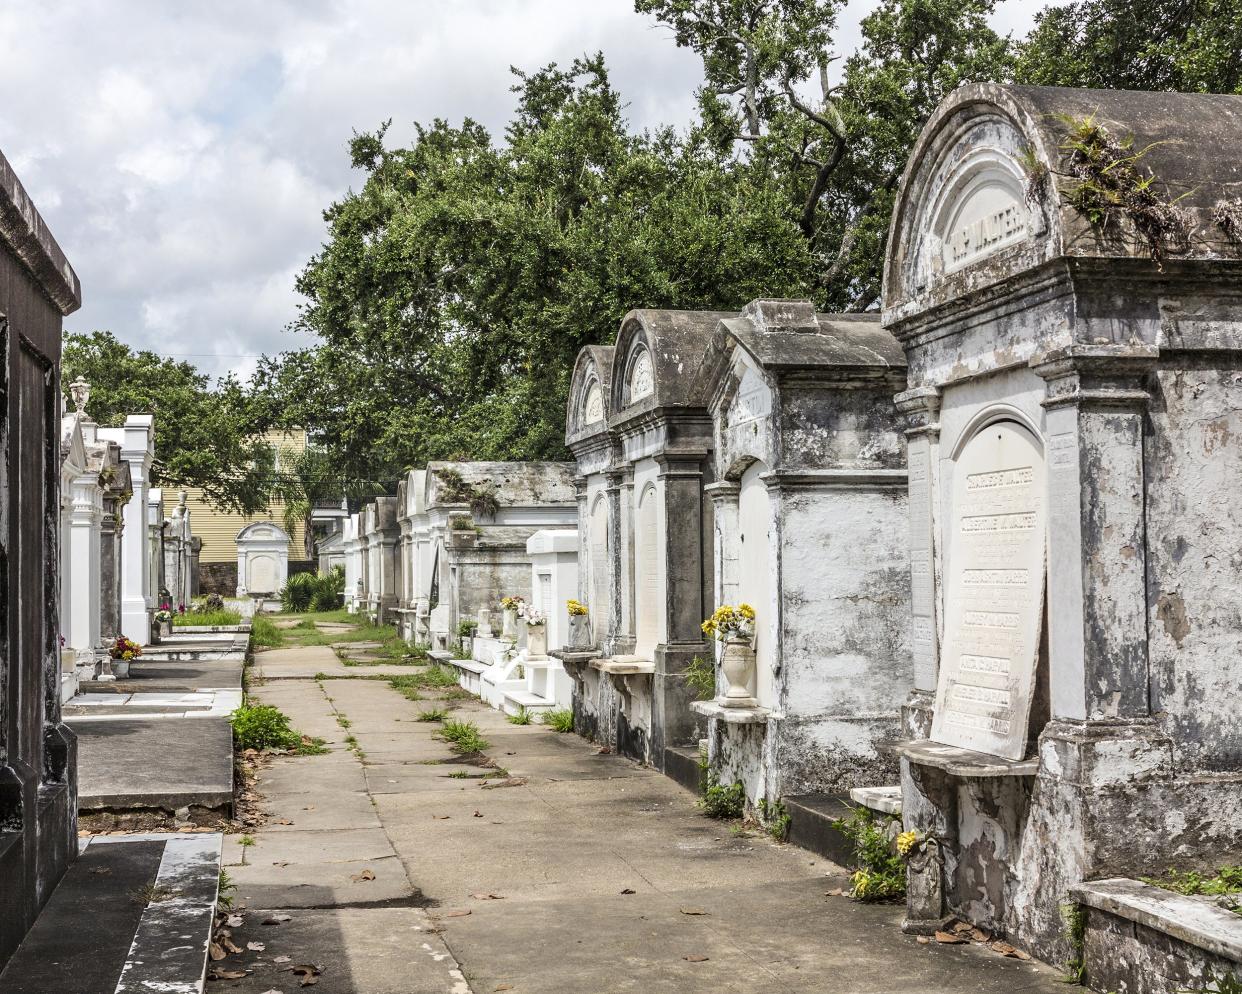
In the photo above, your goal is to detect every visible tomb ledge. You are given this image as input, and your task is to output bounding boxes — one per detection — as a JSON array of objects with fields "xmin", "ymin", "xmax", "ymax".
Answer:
[
  {"xmin": 690, "ymin": 700, "xmax": 770, "ymax": 724},
  {"xmin": 895, "ymin": 738, "xmax": 1038, "ymax": 778},
  {"xmin": 1072, "ymin": 878, "xmax": 1242, "ymax": 964},
  {"xmin": 590, "ymin": 657, "xmax": 655, "ymax": 676}
]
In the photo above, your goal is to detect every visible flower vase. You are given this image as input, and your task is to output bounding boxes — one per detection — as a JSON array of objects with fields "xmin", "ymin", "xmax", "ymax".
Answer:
[
  {"xmin": 526, "ymin": 623, "xmax": 548, "ymax": 658},
  {"xmin": 719, "ymin": 638, "xmax": 757, "ymax": 708},
  {"xmin": 567, "ymin": 614, "xmax": 592, "ymax": 650},
  {"xmin": 502, "ymin": 608, "xmax": 518, "ymax": 639}
]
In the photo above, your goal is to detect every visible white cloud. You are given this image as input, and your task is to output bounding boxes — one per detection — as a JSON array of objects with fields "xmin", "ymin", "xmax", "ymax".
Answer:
[{"xmin": 0, "ymin": 0, "xmax": 1047, "ymax": 381}]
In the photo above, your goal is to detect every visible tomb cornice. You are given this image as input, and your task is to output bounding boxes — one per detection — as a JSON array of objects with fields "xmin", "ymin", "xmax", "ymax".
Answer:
[
  {"xmin": 655, "ymin": 451, "xmax": 709, "ymax": 479},
  {"xmin": 702, "ymin": 480, "xmax": 740, "ymax": 504},
  {"xmin": 895, "ymin": 386, "xmax": 941, "ymax": 439},
  {"xmin": 760, "ymin": 468, "xmax": 908, "ymax": 493},
  {"xmin": 1032, "ymin": 344, "xmax": 1158, "ymax": 412}
]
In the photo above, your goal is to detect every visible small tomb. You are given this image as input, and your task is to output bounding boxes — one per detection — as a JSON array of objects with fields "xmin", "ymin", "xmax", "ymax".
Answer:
[
  {"xmin": 235, "ymin": 521, "xmax": 291, "ymax": 612},
  {"xmin": 694, "ymin": 299, "xmax": 911, "ymax": 806}
]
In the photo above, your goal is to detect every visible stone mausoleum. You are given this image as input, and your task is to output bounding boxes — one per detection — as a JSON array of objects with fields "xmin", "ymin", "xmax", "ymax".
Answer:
[
  {"xmin": 0, "ymin": 145, "xmax": 81, "ymax": 971},
  {"xmin": 695, "ymin": 300, "xmax": 911, "ymax": 807},
  {"xmin": 885, "ymin": 83, "xmax": 1242, "ymax": 990},
  {"xmin": 560, "ymin": 310, "xmax": 726, "ymax": 771}
]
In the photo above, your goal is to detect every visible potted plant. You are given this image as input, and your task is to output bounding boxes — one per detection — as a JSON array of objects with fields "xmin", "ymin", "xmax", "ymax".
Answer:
[
  {"xmin": 701, "ymin": 603, "xmax": 757, "ymax": 707},
  {"xmin": 108, "ymin": 634, "xmax": 143, "ymax": 679},
  {"xmin": 566, "ymin": 599, "xmax": 592, "ymax": 649},
  {"xmin": 500, "ymin": 596, "xmax": 524, "ymax": 639},
  {"xmin": 521, "ymin": 606, "xmax": 548, "ymax": 657}
]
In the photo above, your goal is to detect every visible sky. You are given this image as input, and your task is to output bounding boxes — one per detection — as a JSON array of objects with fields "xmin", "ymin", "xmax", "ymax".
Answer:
[{"xmin": 0, "ymin": 0, "xmax": 1048, "ymax": 382}]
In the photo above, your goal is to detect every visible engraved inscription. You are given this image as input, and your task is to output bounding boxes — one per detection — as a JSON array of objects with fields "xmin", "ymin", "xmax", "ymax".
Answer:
[
  {"xmin": 931, "ymin": 421, "xmax": 1047, "ymax": 760},
  {"xmin": 947, "ymin": 204, "xmax": 1025, "ymax": 269}
]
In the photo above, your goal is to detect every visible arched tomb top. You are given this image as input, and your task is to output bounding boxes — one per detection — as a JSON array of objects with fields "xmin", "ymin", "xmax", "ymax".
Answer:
[
  {"xmin": 566, "ymin": 345, "xmax": 615, "ymax": 443},
  {"xmin": 884, "ymin": 83, "xmax": 1242, "ymax": 325},
  {"xmin": 236, "ymin": 521, "xmax": 291, "ymax": 545},
  {"xmin": 609, "ymin": 308, "xmax": 732, "ymax": 420}
]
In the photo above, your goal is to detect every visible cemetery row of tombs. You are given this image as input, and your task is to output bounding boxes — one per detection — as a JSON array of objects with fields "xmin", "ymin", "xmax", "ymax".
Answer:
[
  {"xmin": 53, "ymin": 379, "xmax": 300, "ymax": 700},
  {"xmin": 342, "ymin": 84, "xmax": 1242, "ymax": 993}
]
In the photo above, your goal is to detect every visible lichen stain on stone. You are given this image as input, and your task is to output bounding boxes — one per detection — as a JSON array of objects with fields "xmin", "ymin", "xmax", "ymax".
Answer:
[
  {"xmin": 1155, "ymin": 591, "xmax": 1190, "ymax": 645},
  {"xmin": 1202, "ymin": 417, "xmax": 1232, "ymax": 454}
]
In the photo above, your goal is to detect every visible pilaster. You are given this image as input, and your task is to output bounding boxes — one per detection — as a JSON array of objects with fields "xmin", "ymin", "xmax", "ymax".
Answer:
[{"xmin": 1032, "ymin": 344, "xmax": 1157, "ymax": 721}]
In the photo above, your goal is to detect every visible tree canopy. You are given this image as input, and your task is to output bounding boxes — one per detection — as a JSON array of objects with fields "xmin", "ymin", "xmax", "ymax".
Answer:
[
  {"xmin": 168, "ymin": 0, "xmax": 1242, "ymax": 493},
  {"xmin": 62, "ymin": 331, "xmax": 277, "ymax": 513}
]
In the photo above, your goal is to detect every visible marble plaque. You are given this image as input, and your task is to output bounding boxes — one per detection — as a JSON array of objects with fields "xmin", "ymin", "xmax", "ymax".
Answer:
[{"xmin": 931, "ymin": 421, "xmax": 1046, "ymax": 759}]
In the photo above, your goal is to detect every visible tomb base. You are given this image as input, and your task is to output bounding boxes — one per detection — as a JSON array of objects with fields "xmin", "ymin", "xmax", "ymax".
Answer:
[{"xmin": 900, "ymin": 717, "xmax": 1242, "ymax": 966}]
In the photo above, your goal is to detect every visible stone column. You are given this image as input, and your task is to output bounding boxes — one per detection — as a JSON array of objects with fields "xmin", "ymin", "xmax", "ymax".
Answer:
[
  {"xmin": 189, "ymin": 537, "xmax": 202, "ymax": 598},
  {"xmin": 116, "ymin": 417, "xmax": 154, "ymax": 643},
  {"xmin": 704, "ymin": 481, "xmax": 740, "ymax": 610},
  {"xmin": 99, "ymin": 500, "xmax": 121, "ymax": 641},
  {"xmin": 1032, "ymin": 344, "xmax": 1157, "ymax": 722},
  {"xmin": 895, "ymin": 386, "xmax": 942, "ymax": 738},
  {"xmin": 606, "ymin": 469, "xmax": 634, "ymax": 656},
  {"xmin": 573, "ymin": 476, "xmax": 589, "ymax": 603},
  {"xmin": 65, "ymin": 476, "xmax": 103, "ymax": 674}
]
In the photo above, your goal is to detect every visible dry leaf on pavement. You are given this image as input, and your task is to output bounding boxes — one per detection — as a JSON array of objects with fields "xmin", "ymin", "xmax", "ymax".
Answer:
[
  {"xmin": 470, "ymin": 892, "xmax": 505, "ymax": 900},
  {"xmin": 444, "ymin": 909, "xmax": 472, "ymax": 918},
  {"xmin": 350, "ymin": 869, "xmax": 376, "ymax": 882},
  {"xmin": 934, "ymin": 931, "xmax": 968, "ymax": 944},
  {"xmin": 620, "ymin": 888, "xmax": 636, "ymax": 895},
  {"xmin": 208, "ymin": 942, "xmax": 226, "ymax": 961},
  {"xmin": 247, "ymin": 941, "xmax": 266, "ymax": 951},
  {"xmin": 679, "ymin": 907, "xmax": 709, "ymax": 916},
  {"xmin": 684, "ymin": 954, "xmax": 710, "ymax": 962}
]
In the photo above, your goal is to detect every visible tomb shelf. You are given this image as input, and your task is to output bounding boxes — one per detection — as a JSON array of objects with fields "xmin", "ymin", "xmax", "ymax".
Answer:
[
  {"xmin": 895, "ymin": 739, "xmax": 1038, "ymax": 778},
  {"xmin": 690, "ymin": 700, "xmax": 770, "ymax": 724},
  {"xmin": 550, "ymin": 649, "xmax": 602, "ymax": 666},
  {"xmin": 1072, "ymin": 878, "xmax": 1242, "ymax": 964},
  {"xmin": 590, "ymin": 657, "xmax": 655, "ymax": 676},
  {"xmin": 848, "ymin": 785, "xmax": 902, "ymax": 816}
]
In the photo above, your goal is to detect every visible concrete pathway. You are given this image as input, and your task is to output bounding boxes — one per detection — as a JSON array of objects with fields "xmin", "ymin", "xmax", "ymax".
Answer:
[{"xmin": 229, "ymin": 636, "xmax": 1070, "ymax": 994}]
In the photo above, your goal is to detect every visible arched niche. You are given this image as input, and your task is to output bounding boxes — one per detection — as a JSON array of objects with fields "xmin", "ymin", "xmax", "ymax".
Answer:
[
  {"xmin": 589, "ymin": 492, "xmax": 610, "ymax": 643},
  {"xmin": 625, "ymin": 345, "xmax": 654, "ymax": 405},
  {"xmin": 634, "ymin": 481, "xmax": 662, "ymax": 658},
  {"xmin": 583, "ymin": 380, "xmax": 604, "ymax": 426},
  {"xmin": 932, "ymin": 418, "xmax": 1047, "ymax": 760},
  {"xmin": 736, "ymin": 460, "xmax": 774, "ymax": 707},
  {"xmin": 248, "ymin": 554, "xmax": 278, "ymax": 594}
]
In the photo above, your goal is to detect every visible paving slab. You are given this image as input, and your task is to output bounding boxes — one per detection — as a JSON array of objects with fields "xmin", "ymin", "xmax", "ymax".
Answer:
[
  {"xmin": 72, "ymin": 716, "xmax": 234, "ymax": 811},
  {"xmin": 211, "ymin": 907, "xmax": 469, "ymax": 994}
]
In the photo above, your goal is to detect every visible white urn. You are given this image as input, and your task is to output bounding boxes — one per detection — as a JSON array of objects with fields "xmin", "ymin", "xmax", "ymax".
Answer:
[
  {"xmin": 526, "ymin": 623, "xmax": 548, "ymax": 658},
  {"xmin": 719, "ymin": 638, "xmax": 757, "ymax": 708},
  {"xmin": 501, "ymin": 607, "xmax": 518, "ymax": 638}
]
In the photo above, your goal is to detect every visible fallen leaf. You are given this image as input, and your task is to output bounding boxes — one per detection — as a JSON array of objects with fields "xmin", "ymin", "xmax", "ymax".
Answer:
[
  {"xmin": 90, "ymin": 867, "xmax": 112, "ymax": 876},
  {"xmin": 679, "ymin": 907, "xmax": 709, "ymax": 916},
  {"xmin": 990, "ymin": 941, "xmax": 1031, "ymax": 960},
  {"xmin": 281, "ymin": 963, "xmax": 323, "ymax": 988},
  {"xmin": 303, "ymin": 805, "xmax": 316, "ymax": 811},
  {"xmin": 470, "ymin": 892, "xmax": 505, "ymax": 900},
  {"xmin": 916, "ymin": 936, "xmax": 931, "ymax": 945},
  {"xmin": 825, "ymin": 888, "xmax": 845, "ymax": 897},
  {"xmin": 968, "ymin": 927, "xmax": 992, "ymax": 943},
  {"xmin": 473, "ymin": 810, "xmax": 483, "ymax": 818},
  {"xmin": 262, "ymin": 913, "xmax": 293, "ymax": 924},
  {"xmin": 594, "ymin": 746, "xmax": 611, "ymax": 754},
  {"xmin": 480, "ymin": 777, "xmax": 527, "ymax": 790},
  {"xmin": 260, "ymin": 989, "xmax": 284, "ymax": 994},
  {"xmin": 248, "ymin": 941, "xmax": 266, "ymax": 951},
  {"xmin": 495, "ymin": 985, "xmax": 514, "ymax": 991},
  {"xmin": 433, "ymin": 815, "xmax": 451, "ymax": 820},
  {"xmin": 684, "ymin": 954, "xmax": 710, "ymax": 962},
  {"xmin": 274, "ymin": 955, "xmax": 292, "ymax": 964},
  {"xmin": 444, "ymin": 910, "xmax": 472, "ymax": 918},
  {"xmin": 209, "ymin": 968, "xmax": 249, "ymax": 980},
  {"xmin": 275, "ymin": 819, "xmax": 294, "ymax": 826},
  {"xmin": 620, "ymin": 888, "xmax": 636, "ymax": 895},
  {"xmin": 223, "ymin": 937, "xmax": 243, "ymax": 954},
  {"xmin": 350, "ymin": 869, "xmax": 376, "ymax": 882},
  {"xmin": 226, "ymin": 914, "xmax": 245, "ymax": 928},
  {"xmin": 272, "ymin": 861, "xmax": 290, "ymax": 868},
  {"xmin": 209, "ymin": 942, "xmax": 227, "ymax": 961},
  {"xmin": 934, "ymin": 931, "xmax": 968, "ymax": 944}
]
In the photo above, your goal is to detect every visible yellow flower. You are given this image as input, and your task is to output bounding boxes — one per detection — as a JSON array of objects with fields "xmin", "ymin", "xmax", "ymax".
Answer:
[
  {"xmin": 738, "ymin": 603, "xmax": 755, "ymax": 621},
  {"xmin": 896, "ymin": 830, "xmax": 918, "ymax": 856}
]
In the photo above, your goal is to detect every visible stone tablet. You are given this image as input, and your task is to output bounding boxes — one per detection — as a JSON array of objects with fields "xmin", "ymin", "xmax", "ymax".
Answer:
[{"xmin": 931, "ymin": 421, "xmax": 1046, "ymax": 760}]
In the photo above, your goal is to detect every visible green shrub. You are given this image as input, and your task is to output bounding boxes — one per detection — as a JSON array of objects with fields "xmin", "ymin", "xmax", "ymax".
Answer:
[
  {"xmin": 758, "ymin": 798, "xmax": 791, "ymax": 842},
  {"xmin": 1143, "ymin": 865, "xmax": 1242, "ymax": 916},
  {"xmin": 250, "ymin": 616, "xmax": 283, "ymax": 648},
  {"xmin": 281, "ymin": 567, "xmax": 346, "ymax": 613},
  {"xmin": 230, "ymin": 703, "xmax": 300, "ymax": 751},
  {"xmin": 439, "ymin": 719, "xmax": 489, "ymax": 754},
  {"xmin": 830, "ymin": 807, "xmax": 905, "ymax": 901},
  {"xmin": 507, "ymin": 706, "xmax": 532, "ymax": 725},
  {"xmin": 544, "ymin": 708, "xmax": 574, "ymax": 733},
  {"xmin": 684, "ymin": 655, "xmax": 715, "ymax": 701},
  {"xmin": 700, "ymin": 773, "xmax": 745, "ymax": 819}
]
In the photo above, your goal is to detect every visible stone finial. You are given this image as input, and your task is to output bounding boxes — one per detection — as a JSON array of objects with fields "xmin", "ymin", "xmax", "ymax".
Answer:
[
  {"xmin": 69, "ymin": 376, "xmax": 90, "ymax": 414},
  {"xmin": 179, "ymin": 490, "xmax": 188, "ymax": 508}
]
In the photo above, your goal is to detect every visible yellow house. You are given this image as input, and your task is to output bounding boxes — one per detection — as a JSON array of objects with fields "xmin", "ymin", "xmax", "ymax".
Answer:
[{"xmin": 183, "ymin": 430, "xmax": 310, "ymax": 568}]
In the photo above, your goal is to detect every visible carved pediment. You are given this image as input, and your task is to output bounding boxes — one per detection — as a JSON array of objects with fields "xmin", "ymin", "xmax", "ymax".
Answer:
[
  {"xmin": 627, "ymin": 348, "xmax": 653, "ymax": 403},
  {"xmin": 583, "ymin": 381, "xmax": 604, "ymax": 424}
]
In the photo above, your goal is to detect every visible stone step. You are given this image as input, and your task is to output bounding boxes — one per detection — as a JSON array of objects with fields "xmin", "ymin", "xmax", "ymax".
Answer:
[
  {"xmin": 662, "ymin": 745, "xmax": 706, "ymax": 795},
  {"xmin": 783, "ymin": 793, "xmax": 856, "ymax": 869},
  {"xmin": 502, "ymin": 690, "xmax": 555, "ymax": 716},
  {"xmin": 0, "ymin": 833, "xmax": 222, "ymax": 994}
]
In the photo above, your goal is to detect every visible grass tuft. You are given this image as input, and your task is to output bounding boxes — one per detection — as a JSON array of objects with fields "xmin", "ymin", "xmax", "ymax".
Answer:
[
  {"xmin": 543, "ymin": 708, "xmax": 574, "ymax": 733},
  {"xmin": 439, "ymin": 718, "xmax": 489, "ymax": 754}
]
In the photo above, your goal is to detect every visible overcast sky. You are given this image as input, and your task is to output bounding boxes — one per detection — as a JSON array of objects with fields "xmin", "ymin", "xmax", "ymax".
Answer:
[{"xmin": 0, "ymin": 0, "xmax": 1047, "ymax": 382}]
